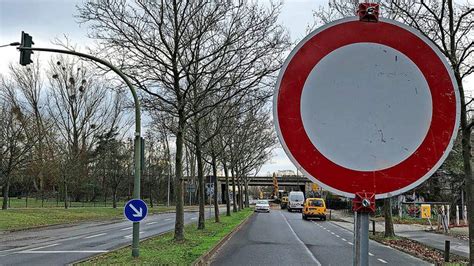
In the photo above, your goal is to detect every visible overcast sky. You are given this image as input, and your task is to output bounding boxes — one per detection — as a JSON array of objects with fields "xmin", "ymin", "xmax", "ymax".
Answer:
[{"xmin": 0, "ymin": 0, "xmax": 472, "ymax": 177}]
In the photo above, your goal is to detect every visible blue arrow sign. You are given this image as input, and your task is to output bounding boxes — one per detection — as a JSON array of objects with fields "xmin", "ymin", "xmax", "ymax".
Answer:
[{"xmin": 124, "ymin": 199, "xmax": 148, "ymax": 222}]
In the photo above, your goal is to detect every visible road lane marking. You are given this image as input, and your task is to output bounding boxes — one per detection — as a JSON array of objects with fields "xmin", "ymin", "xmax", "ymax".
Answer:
[
  {"xmin": 84, "ymin": 233, "xmax": 107, "ymax": 239},
  {"xmin": 335, "ymin": 234, "xmax": 340, "ymax": 238},
  {"xmin": 369, "ymin": 252, "xmax": 374, "ymax": 256},
  {"xmin": 341, "ymin": 238, "xmax": 347, "ymax": 241},
  {"xmin": 280, "ymin": 212, "xmax": 322, "ymax": 266},
  {"xmin": 146, "ymin": 222, "xmax": 158, "ymax": 225},
  {"xmin": 191, "ymin": 217, "xmax": 197, "ymax": 220},
  {"xmin": 26, "ymin": 243, "xmax": 60, "ymax": 251},
  {"xmin": 348, "ymin": 242, "xmax": 354, "ymax": 245},
  {"xmin": 124, "ymin": 231, "xmax": 144, "ymax": 239},
  {"xmin": 121, "ymin": 227, "xmax": 132, "ymax": 231},
  {"xmin": 165, "ymin": 218, "xmax": 172, "ymax": 221},
  {"xmin": 377, "ymin": 258, "xmax": 388, "ymax": 263},
  {"xmin": 330, "ymin": 232, "xmax": 335, "ymax": 235},
  {"xmin": 18, "ymin": 250, "xmax": 108, "ymax": 254}
]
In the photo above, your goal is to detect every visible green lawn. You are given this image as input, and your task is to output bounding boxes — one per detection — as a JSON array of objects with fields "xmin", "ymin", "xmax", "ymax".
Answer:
[
  {"xmin": 0, "ymin": 206, "xmax": 175, "ymax": 231},
  {"xmin": 79, "ymin": 208, "xmax": 253, "ymax": 265}
]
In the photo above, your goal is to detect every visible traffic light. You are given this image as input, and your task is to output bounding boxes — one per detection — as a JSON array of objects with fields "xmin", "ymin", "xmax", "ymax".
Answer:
[{"xmin": 19, "ymin": 31, "xmax": 34, "ymax": 66}]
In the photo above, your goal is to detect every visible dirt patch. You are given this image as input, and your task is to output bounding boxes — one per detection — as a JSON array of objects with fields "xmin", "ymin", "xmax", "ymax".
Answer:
[{"xmin": 370, "ymin": 233, "xmax": 468, "ymax": 265}]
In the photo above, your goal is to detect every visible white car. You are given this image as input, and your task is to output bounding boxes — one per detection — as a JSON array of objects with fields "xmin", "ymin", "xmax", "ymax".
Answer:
[{"xmin": 255, "ymin": 200, "xmax": 270, "ymax": 212}]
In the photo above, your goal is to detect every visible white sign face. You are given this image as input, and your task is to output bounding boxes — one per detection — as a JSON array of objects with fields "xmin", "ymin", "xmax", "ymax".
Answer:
[{"xmin": 300, "ymin": 43, "xmax": 432, "ymax": 171}]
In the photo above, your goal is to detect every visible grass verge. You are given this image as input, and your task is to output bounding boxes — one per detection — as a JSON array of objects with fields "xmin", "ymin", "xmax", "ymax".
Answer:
[
  {"xmin": 0, "ymin": 206, "xmax": 174, "ymax": 232},
  {"xmin": 78, "ymin": 208, "xmax": 253, "ymax": 265}
]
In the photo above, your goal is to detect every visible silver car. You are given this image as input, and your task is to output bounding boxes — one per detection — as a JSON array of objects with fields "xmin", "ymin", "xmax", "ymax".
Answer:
[{"xmin": 255, "ymin": 200, "xmax": 270, "ymax": 212}]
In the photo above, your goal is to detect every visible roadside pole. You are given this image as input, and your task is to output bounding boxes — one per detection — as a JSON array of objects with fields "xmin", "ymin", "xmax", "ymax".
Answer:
[
  {"xmin": 352, "ymin": 193, "xmax": 375, "ymax": 266},
  {"xmin": 17, "ymin": 44, "xmax": 142, "ymax": 258}
]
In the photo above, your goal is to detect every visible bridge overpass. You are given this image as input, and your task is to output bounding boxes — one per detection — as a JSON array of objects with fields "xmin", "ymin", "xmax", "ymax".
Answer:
[{"xmin": 217, "ymin": 175, "xmax": 311, "ymax": 186}]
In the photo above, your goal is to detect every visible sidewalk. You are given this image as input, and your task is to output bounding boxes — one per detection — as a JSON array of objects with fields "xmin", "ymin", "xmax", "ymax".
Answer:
[{"xmin": 329, "ymin": 209, "xmax": 469, "ymax": 258}]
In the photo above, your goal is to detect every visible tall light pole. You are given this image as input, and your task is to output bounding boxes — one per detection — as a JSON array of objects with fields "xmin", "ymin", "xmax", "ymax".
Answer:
[{"xmin": 16, "ymin": 34, "xmax": 142, "ymax": 258}]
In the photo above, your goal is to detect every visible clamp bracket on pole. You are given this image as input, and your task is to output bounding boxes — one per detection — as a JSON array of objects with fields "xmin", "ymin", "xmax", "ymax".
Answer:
[
  {"xmin": 353, "ymin": 192, "xmax": 375, "ymax": 213},
  {"xmin": 357, "ymin": 3, "xmax": 380, "ymax": 22}
]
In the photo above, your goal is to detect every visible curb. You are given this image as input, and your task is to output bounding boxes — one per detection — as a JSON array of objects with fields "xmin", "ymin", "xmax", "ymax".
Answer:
[{"xmin": 192, "ymin": 212, "xmax": 255, "ymax": 266}]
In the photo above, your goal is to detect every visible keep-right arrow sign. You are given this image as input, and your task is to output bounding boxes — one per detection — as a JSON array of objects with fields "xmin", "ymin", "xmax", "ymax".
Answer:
[{"xmin": 124, "ymin": 199, "xmax": 148, "ymax": 222}]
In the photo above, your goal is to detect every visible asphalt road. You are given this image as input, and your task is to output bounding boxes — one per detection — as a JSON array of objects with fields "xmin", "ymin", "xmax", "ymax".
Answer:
[
  {"xmin": 0, "ymin": 209, "xmax": 216, "ymax": 266},
  {"xmin": 211, "ymin": 209, "xmax": 431, "ymax": 266}
]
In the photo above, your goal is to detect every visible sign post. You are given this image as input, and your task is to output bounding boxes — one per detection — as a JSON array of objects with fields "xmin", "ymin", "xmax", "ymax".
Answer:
[{"xmin": 273, "ymin": 3, "xmax": 459, "ymax": 265}]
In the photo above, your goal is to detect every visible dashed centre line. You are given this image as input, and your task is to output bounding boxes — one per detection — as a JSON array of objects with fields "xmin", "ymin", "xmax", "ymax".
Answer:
[
  {"xmin": 369, "ymin": 252, "xmax": 374, "ymax": 256},
  {"xmin": 84, "ymin": 233, "xmax": 106, "ymax": 239},
  {"xmin": 146, "ymin": 222, "xmax": 158, "ymax": 225},
  {"xmin": 377, "ymin": 258, "xmax": 388, "ymax": 264},
  {"xmin": 342, "ymin": 238, "xmax": 347, "ymax": 242},
  {"xmin": 121, "ymin": 227, "xmax": 132, "ymax": 231},
  {"xmin": 124, "ymin": 231, "xmax": 144, "ymax": 239},
  {"xmin": 25, "ymin": 243, "xmax": 60, "ymax": 251}
]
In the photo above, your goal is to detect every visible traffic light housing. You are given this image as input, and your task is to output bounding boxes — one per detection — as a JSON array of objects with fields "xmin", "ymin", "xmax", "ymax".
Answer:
[{"xmin": 19, "ymin": 31, "xmax": 34, "ymax": 66}]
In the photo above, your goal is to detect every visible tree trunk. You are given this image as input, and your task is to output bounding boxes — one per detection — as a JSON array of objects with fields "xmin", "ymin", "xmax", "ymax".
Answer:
[
  {"xmin": 195, "ymin": 120, "xmax": 205, "ymax": 230},
  {"xmin": 244, "ymin": 178, "xmax": 249, "ymax": 208},
  {"xmin": 384, "ymin": 198, "xmax": 395, "ymax": 238},
  {"xmin": 238, "ymin": 178, "xmax": 243, "ymax": 210},
  {"xmin": 112, "ymin": 187, "xmax": 117, "ymax": 209},
  {"xmin": 2, "ymin": 182, "xmax": 9, "ymax": 210},
  {"xmin": 223, "ymin": 162, "xmax": 231, "ymax": 216},
  {"xmin": 149, "ymin": 179, "xmax": 154, "ymax": 208},
  {"xmin": 64, "ymin": 180, "xmax": 68, "ymax": 209},
  {"xmin": 211, "ymin": 153, "xmax": 220, "ymax": 222},
  {"xmin": 455, "ymin": 74, "xmax": 474, "ymax": 263},
  {"xmin": 231, "ymin": 168, "xmax": 237, "ymax": 212},
  {"xmin": 174, "ymin": 114, "xmax": 185, "ymax": 241}
]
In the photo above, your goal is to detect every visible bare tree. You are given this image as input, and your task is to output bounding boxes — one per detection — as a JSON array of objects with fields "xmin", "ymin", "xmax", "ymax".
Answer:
[
  {"xmin": 313, "ymin": 1, "xmax": 473, "ymax": 248},
  {"xmin": 47, "ymin": 56, "xmax": 127, "ymax": 208},
  {"xmin": 0, "ymin": 80, "xmax": 37, "ymax": 209},
  {"xmin": 78, "ymin": 0, "xmax": 289, "ymax": 240}
]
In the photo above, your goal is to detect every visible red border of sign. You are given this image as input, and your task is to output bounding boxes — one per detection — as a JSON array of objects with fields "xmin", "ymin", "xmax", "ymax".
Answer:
[{"xmin": 274, "ymin": 17, "xmax": 459, "ymax": 199}]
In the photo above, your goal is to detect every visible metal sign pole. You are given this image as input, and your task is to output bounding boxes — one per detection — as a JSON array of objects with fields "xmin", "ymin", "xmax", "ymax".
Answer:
[
  {"xmin": 356, "ymin": 212, "xmax": 369, "ymax": 266},
  {"xmin": 353, "ymin": 193, "xmax": 374, "ymax": 266}
]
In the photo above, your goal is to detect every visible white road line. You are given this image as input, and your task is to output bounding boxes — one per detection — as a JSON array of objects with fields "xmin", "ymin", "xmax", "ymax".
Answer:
[
  {"xmin": 191, "ymin": 217, "xmax": 197, "ymax": 220},
  {"xmin": 25, "ymin": 243, "xmax": 60, "ymax": 251},
  {"xmin": 84, "ymin": 233, "xmax": 106, "ymax": 239},
  {"xmin": 121, "ymin": 227, "xmax": 132, "ymax": 231},
  {"xmin": 335, "ymin": 235, "xmax": 340, "ymax": 238},
  {"xmin": 348, "ymin": 242, "xmax": 354, "ymax": 245},
  {"xmin": 165, "ymin": 218, "xmax": 172, "ymax": 221},
  {"xmin": 369, "ymin": 252, "xmax": 374, "ymax": 256},
  {"xmin": 341, "ymin": 238, "xmax": 347, "ymax": 241},
  {"xmin": 124, "ymin": 231, "xmax": 144, "ymax": 239},
  {"xmin": 18, "ymin": 250, "xmax": 108, "ymax": 254},
  {"xmin": 146, "ymin": 222, "xmax": 158, "ymax": 225},
  {"xmin": 377, "ymin": 258, "xmax": 388, "ymax": 263},
  {"xmin": 280, "ymin": 212, "xmax": 321, "ymax": 266},
  {"xmin": 330, "ymin": 232, "xmax": 335, "ymax": 235}
]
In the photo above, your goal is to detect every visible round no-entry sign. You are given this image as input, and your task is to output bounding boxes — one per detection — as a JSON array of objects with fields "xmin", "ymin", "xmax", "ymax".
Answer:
[{"xmin": 274, "ymin": 17, "xmax": 460, "ymax": 199}]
